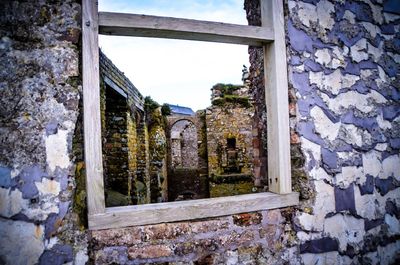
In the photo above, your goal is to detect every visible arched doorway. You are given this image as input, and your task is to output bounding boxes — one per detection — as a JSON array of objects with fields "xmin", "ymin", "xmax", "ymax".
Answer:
[
  {"xmin": 167, "ymin": 119, "xmax": 209, "ymax": 201},
  {"xmin": 170, "ymin": 119, "xmax": 198, "ymax": 169}
]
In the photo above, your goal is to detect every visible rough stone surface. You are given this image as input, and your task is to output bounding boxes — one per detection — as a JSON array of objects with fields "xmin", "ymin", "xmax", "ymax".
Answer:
[
  {"xmin": 0, "ymin": 218, "xmax": 44, "ymax": 265},
  {"xmin": 287, "ymin": 0, "xmax": 400, "ymax": 263},
  {"xmin": 0, "ymin": 0, "xmax": 88, "ymax": 264}
]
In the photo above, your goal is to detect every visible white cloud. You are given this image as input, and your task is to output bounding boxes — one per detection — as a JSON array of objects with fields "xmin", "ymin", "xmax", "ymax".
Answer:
[{"xmin": 99, "ymin": 0, "xmax": 249, "ymax": 111}]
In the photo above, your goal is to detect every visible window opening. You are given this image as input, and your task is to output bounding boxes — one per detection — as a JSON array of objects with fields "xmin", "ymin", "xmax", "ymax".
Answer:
[{"xmin": 82, "ymin": 0, "xmax": 298, "ymax": 230}]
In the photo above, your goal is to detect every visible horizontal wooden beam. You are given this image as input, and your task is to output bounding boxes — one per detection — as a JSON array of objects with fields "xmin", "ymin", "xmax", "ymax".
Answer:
[
  {"xmin": 98, "ymin": 12, "xmax": 274, "ymax": 46},
  {"xmin": 88, "ymin": 192, "xmax": 299, "ymax": 230}
]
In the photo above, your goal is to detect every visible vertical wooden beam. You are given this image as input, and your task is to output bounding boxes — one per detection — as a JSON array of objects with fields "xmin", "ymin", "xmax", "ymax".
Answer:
[
  {"xmin": 82, "ymin": 0, "xmax": 105, "ymax": 215},
  {"xmin": 261, "ymin": 0, "xmax": 292, "ymax": 194}
]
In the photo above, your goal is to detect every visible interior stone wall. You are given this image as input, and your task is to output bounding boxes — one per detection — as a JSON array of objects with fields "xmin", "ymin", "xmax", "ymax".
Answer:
[
  {"xmin": 206, "ymin": 85, "xmax": 255, "ymax": 177},
  {"xmin": 170, "ymin": 120, "xmax": 199, "ymax": 169},
  {"xmin": 0, "ymin": 0, "xmax": 399, "ymax": 265},
  {"xmin": 147, "ymin": 107, "xmax": 168, "ymax": 203},
  {"xmin": 99, "ymin": 51, "xmax": 146, "ymax": 206},
  {"xmin": 103, "ymin": 87, "xmax": 130, "ymax": 197},
  {"xmin": 167, "ymin": 116, "xmax": 209, "ymax": 201},
  {"xmin": 196, "ymin": 110, "xmax": 209, "ymax": 174},
  {"xmin": 135, "ymin": 114, "xmax": 150, "ymax": 205}
]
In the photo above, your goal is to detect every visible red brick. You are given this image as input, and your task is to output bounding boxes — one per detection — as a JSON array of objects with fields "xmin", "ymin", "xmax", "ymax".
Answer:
[
  {"xmin": 128, "ymin": 244, "xmax": 172, "ymax": 259},
  {"xmin": 289, "ymin": 102, "xmax": 296, "ymax": 117},
  {"xmin": 91, "ymin": 227, "xmax": 142, "ymax": 247},
  {"xmin": 290, "ymin": 131, "xmax": 300, "ymax": 144},
  {"xmin": 233, "ymin": 212, "xmax": 262, "ymax": 226}
]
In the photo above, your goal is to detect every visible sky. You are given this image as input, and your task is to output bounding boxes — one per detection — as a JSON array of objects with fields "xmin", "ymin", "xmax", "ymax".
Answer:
[{"xmin": 98, "ymin": 0, "xmax": 249, "ymax": 111}]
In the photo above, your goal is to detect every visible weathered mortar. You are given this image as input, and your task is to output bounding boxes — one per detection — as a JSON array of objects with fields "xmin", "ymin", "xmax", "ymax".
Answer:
[
  {"xmin": 286, "ymin": 0, "xmax": 400, "ymax": 264},
  {"xmin": 0, "ymin": 0, "xmax": 87, "ymax": 264}
]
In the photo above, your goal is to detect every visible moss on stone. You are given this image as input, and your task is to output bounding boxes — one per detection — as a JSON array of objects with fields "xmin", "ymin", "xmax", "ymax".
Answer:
[
  {"xmin": 144, "ymin": 96, "xmax": 160, "ymax": 112},
  {"xmin": 72, "ymin": 161, "xmax": 87, "ymax": 228},
  {"xmin": 161, "ymin": 103, "xmax": 171, "ymax": 116},
  {"xmin": 210, "ymin": 181, "xmax": 254, "ymax": 198},
  {"xmin": 212, "ymin": 95, "xmax": 251, "ymax": 108},
  {"xmin": 212, "ymin": 83, "xmax": 241, "ymax": 95}
]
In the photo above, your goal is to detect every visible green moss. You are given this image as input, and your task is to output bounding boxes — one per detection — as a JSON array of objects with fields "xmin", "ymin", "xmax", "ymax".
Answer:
[
  {"xmin": 212, "ymin": 83, "xmax": 241, "ymax": 95},
  {"xmin": 105, "ymin": 189, "xmax": 130, "ymax": 207},
  {"xmin": 72, "ymin": 161, "xmax": 87, "ymax": 228},
  {"xmin": 197, "ymin": 110, "xmax": 208, "ymax": 159},
  {"xmin": 144, "ymin": 96, "xmax": 160, "ymax": 112},
  {"xmin": 210, "ymin": 181, "xmax": 254, "ymax": 197},
  {"xmin": 149, "ymin": 125, "xmax": 166, "ymax": 158},
  {"xmin": 161, "ymin": 103, "xmax": 171, "ymax": 116},
  {"xmin": 212, "ymin": 95, "xmax": 251, "ymax": 108}
]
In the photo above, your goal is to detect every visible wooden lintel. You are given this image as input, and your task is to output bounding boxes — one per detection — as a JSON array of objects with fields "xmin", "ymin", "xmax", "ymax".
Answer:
[{"xmin": 98, "ymin": 12, "xmax": 274, "ymax": 46}]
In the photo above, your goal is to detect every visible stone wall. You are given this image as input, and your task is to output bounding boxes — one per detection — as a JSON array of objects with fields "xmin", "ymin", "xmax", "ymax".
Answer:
[
  {"xmin": 99, "ymin": 50, "xmax": 146, "ymax": 205},
  {"xmin": 99, "ymin": 50, "xmax": 150, "ymax": 206},
  {"xmin": 147, "ymin": 107, "xmax": 168, "ymax": 203},
  {"xmin": 0, "ymin": 0, "xmax": 399, "ymax": 264},
  {"xmin": 0, "ymin": 0, "xmax": 87, "ymax": 263},
  {"xmin": 286, "ymin": 0, "xmax": 400, "ymax": 263},
  {"xmin": 167, "ymin": 115, "xmax": 209, "ymax": 201},
  {"xmin": 103, "ymin": 87, "xmax": 130, "ymax": 197},
  {"xmin": 135, "ymin": 113, "xmax": 150, "ymax": 205},
  {"xmin": 170, "ymin": 120, "xmax": 199, "ymax": 169},
  {"xmin": 206, "ymin": 84, "xmax": 254, "ymax": 177},
  {"xmin": 196, "ymin": 110, "xmax": 209, "ymax": 172}
]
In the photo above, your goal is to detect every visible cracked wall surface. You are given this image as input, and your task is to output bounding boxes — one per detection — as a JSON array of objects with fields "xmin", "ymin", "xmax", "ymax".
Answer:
[
  {"xmin": 0, "ymin": 0, "xmax": 87, "ymax": 264},
  {"xmin": 0, "ymin": 0, "xmax": 399, "ymax": 264}
]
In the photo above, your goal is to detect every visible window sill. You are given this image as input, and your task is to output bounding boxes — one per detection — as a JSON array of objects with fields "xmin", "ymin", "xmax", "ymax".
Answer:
[{"xmin": 88, "ymin": 191, "xmax": 299, "ymax": 230}]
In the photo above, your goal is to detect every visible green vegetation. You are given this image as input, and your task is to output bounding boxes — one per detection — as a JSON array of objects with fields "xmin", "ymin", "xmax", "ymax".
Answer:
[
  {"xmin": 144, "ymin": 96, "xmax": 160, "ymax": 112},
  {"xmin": 161, "ymin": 103, "xmax": 171, "ymax": 116},
  {"xmin": 212, "ymin": 95, "xmax": 251, "ymax": 108},
  {"xmin": 212, "ymin": 83, "xmax": 241, "ymax": 95},
  {"xmin": 211, "ymin": 83, "xmax": 251, "ymax": 108}
]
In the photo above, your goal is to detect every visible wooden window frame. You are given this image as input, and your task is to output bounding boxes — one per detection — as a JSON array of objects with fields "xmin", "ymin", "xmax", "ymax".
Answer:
[{"xmin": 83, "ymin": 0, "xmax": 298, "ymax": 230}]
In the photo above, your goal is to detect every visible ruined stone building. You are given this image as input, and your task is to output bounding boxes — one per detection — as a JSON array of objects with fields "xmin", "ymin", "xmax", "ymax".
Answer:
[
  {"xmin": 1, "ymin": 0, "xmax": 400, "ymax": 264},
  {"xmin": 206, "ymin": 83, "xmax": 256, "ymax": 197},
  {"xmin": 101, "ymin": 51, "xmax": 259, "ymax": 204}
]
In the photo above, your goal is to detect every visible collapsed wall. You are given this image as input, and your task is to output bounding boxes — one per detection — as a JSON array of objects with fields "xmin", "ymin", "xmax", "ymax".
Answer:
[
  {"xmin": 206, "ymin": 83, "xmax": 256, "ymax": 197},
  {"xmin": 0, "ymin": 0, "xmax": 399, "ymax": 264}
]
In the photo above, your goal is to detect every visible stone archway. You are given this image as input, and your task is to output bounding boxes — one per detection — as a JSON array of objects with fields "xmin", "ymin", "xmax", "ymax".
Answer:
[
  {"xmin": 169, "ymin": 119, "xmax": 198, "ymax": 169},
  {"xmin": 166, "ymin": 116, "xmax": 209, "ymax": 201}
]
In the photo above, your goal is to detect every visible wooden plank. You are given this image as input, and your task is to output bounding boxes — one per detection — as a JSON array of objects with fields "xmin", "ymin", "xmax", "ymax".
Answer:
[
  {"xmin": 98, "ymin": 12, "xmax": 274, "ymax": 46},
  {"xmin": 82, "ymin": 0, "xmax": 106, "ymax": 216},
  {"xmin": 88, "ymin": 192, "xmax": 299, "ymax": 229},
  {"xmin": 262, "ymin": 0, "xmax": 292, "ymax": 193}
]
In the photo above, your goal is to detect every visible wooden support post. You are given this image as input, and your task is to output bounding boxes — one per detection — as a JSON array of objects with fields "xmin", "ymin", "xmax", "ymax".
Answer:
[
  {"xmin": 82, "ymin": 0, "xmax": 106, "ymax": 217},
  {"xmin": 261, "ymin": 0, "xmax": 292, "ymax": 194}
]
